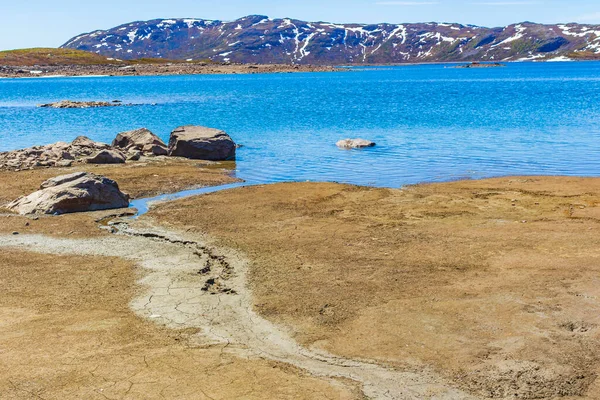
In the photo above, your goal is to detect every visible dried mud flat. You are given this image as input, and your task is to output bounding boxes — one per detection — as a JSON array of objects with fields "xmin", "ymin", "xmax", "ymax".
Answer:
[
  {"xmin": 0, "ymin": 219, "xmax": 473, "ymax": 400},
  {"xmin": 148, "ymin": 177, "xmax": 600, "ymax": 399},
  {"xmin": 2, "ymin": 176, "xmax": 600, "ymax": 399}
]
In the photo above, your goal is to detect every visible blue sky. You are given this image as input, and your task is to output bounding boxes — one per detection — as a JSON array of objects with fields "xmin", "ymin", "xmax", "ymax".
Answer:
[{"xmin": 2, "ymin": 0, "xmax": 600, "ymax": 51}]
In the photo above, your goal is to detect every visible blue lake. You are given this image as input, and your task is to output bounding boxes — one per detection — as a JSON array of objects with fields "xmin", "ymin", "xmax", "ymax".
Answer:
[{"xmin": 1, "ymin": 62, "xmax": 600, "ymax": 188}]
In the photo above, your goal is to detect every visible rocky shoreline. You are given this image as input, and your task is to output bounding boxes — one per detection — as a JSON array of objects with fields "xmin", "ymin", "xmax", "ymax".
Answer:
[
  {"xmin": 0, "ymin": 126, "xmax": 235, "ymax": 171},
  {"xmin": 0, "ymin": 125, "xmax": 238, "ymax": 215},
  {"xmin": 0, "ymin": 63, "xmax": 343, "ymax": 78}
]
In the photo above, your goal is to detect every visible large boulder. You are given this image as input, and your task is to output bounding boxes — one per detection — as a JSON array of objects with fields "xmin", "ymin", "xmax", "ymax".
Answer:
[
  {"xmin": 7, "ymin": 172, "xmax": 130, "ymax": 215},
  {"xmin": 168, "ymin": 126, "xmax": 236, "ymax": 161},
  {"xmin": 86, "ymin": 149, "xmax": 126, "ymax": 164},
  {"xmin": 336, "ymin": 138, "xmax": 376, "ymax": 149},
  {"xmin": 112, "ymin": 128, "xmax": 168, "ymax": 156}
]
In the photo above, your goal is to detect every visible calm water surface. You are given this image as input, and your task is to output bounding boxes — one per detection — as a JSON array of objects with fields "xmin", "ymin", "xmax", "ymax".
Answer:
[{"xmin": 1, "ymin": 62, "xmax": 600, "ymax": 188}]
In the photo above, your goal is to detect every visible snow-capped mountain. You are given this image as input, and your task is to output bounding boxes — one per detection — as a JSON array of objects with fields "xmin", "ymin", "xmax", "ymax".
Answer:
[{"xmin": 61, "ymin": 15, "xmax": 600, "ymax": 63}]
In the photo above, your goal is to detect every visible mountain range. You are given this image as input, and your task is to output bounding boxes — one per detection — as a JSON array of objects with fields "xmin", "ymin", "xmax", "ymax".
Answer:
[{"xmin": 61, "ymin": 15, "xmax": 600, "ymax": 64}]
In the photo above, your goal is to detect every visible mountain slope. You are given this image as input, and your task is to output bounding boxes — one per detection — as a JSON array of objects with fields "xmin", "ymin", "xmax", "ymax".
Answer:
[{"xmin": 61, "ymin": 15, "xmax": 600, "ymax": 64}]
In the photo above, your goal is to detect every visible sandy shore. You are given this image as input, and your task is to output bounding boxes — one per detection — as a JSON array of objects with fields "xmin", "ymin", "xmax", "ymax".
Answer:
[
  {"xmin": 2, "ymin": 172, "xmax": 600, "ymax": 399},
  {"xmin": 0, "ymin": 63, "xmax": 343, "ymax": 78}
]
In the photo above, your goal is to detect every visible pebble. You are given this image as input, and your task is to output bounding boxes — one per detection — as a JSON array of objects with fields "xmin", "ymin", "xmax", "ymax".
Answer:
[{"xmin": 12, "ymin": 231, "xmax": 19, "ymax": 235}]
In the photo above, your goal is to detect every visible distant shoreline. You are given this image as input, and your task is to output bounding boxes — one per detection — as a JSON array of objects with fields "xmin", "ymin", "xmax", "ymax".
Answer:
[
  {"xmin": 0, "ymin": 58, "xmax": 587, "ymax": 79},
  {"xmin": 0, "ymin": 63, "xmax": 343, "ymax": 78}
]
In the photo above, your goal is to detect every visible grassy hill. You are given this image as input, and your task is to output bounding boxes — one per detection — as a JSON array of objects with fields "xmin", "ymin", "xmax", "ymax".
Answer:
[
  {"xmin": 0, "ymin": 48, "xmax": 113, "ymax": 66},
  {"xmin": 0, "ymin": 48, "xmax": 187, "ymax": 66}
]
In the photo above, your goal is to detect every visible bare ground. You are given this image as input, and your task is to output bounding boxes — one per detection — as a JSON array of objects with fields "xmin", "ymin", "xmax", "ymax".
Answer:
[
  {"xmin": 147, "ymin": 177, "xmax": 600, "ymax": 399},
  {"xmin": 3, "ymin": 175, "xmax": 600, "ymax": 399},
  {"xmin": 0, "ymin": 247, "xmax": 357, "ymax": 399},
  {"xmin": 0, "ymin": 221, "xmax": 472, "ymax": 400}
]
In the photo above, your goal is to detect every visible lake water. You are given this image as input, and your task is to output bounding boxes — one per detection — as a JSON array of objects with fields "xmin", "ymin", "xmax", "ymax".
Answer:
[{"xmin": 1, "ymin": 62, "xmax": 600, "ymax": 188}]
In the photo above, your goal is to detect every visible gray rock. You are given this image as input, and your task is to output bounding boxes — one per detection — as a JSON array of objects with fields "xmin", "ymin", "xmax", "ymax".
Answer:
[
  {"xmin": 336, "ymin": 138, "xmax": 376, "ymax": 149},
  {"xmin": 56, "ymin": 160, "xmax": 73, "ymax": 167},
  {"xmin": 168, "ymin": 125, "xmax": 236, "ymax": 161},
  {"xmin": 86, "ymin": 149, "xmax": 126, "ymax": 164},
  {"xmin": 0, "ymin": 136, "xmax": 116, "ymax": 171},
  {"xmin": 127, "ymin": 151, "xmax": 142, "ymax": 161},
  {"xmin": 71, "ymin": 136, "xmax": 109, "ymax": 149},
  {"xmin": 142, "ymin": 143, "xmax": 168, "ymax": 156},
  {"xmin": 112, "ymin": 128, "xmax": 168, "ymax": 156},
  {"xmin": 7, "ymin": 172, "xmax": 130, "ymax": 215}
]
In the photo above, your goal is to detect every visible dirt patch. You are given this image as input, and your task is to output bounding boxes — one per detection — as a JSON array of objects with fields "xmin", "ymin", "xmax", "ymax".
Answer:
[
  {"xmin": 0, "ymin": 212, "xmax": 115, "ymax": 238},
  {"xmin": 0, "ymin": 248, "xmax": 356, "ymax": 399},
  {"xmin": 147, "ymin": 177, "xmax": 600, "ymax": 399}
]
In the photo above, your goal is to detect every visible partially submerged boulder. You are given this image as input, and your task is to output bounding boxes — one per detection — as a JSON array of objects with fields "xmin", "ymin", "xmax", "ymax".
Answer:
[
  {"xmin": 7, "ymin": 172, "xmax": 130, "ymax": 215},
  {"xmin": 112, "ymin": 128, "xmax": 168, "ymax": 156},
  {"xmin": 168, "ymin": 126, "xmax": 236, "ymax": 161},
  {"xmin": 86, "ymin": 149, "xmax": 126, "ymax": 164},
  {"xmin": 336, "ymin": 139, "xmax": 376, "ymax": 149}
]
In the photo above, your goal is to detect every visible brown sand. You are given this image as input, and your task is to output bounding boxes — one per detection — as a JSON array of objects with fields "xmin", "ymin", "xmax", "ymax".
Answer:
[{"xmin": 147, "ymin": 177, "xmax": 600, "ymax": 399}]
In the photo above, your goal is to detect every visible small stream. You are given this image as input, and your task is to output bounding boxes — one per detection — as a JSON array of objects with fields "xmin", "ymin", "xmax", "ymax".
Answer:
[{"xmin": 130, "ymin": 181, "xmax": 250, "ymax": 216}]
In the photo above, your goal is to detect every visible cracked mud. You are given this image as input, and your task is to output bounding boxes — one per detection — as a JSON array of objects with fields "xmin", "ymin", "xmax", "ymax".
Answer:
[{"xmin": 0, "ymin": 219, "xmax": 474, "ymax": 400}]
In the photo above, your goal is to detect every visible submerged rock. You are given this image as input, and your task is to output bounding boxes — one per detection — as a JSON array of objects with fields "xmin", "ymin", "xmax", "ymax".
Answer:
[
  {"xmin": 112, "ymin": 128, "xmax": 168, "ymax": 156},
  {"xmin": 7, "ymin": 172, "xmax": 130, "ymax": 215},
  {"xmin": 168, "ymin": 125, "xmax": 236, "ymax": 161},
  {"xmin": 336, "ymin": 139, "xmax": 376, "ymax": 149}
]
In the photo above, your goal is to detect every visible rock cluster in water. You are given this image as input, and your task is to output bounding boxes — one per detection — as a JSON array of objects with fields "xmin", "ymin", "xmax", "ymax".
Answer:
[
  {"xmin": 454, "ymin": 62, "xmax": 505, "ymax": 69},
  {"xmin": 0, "ymin": 126, "xmax": 236, "ymax": 171},
  {"xmin": 7, "ymin": 172, "xmax": 130, "ymax": 215},
  {"xmin": 38, "ymin": 100, "xmax": 128, "ymax": 109}
]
